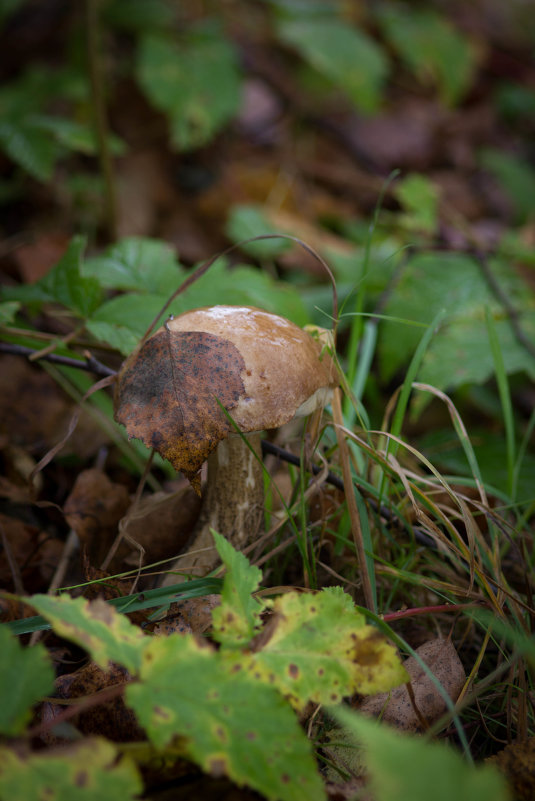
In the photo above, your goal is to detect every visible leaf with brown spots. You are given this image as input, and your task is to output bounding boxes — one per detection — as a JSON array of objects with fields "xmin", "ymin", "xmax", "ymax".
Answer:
[
  {"xmin": 125, "ymin": 633, "xmax": 326, "ymax": 801},
  {"xmin": 0, "ymin": 737, "xmax": 141, "ymax": 801},
  {"xmin": 229, "ymin": 587, "xmax": 407, "ymax": 711},
  {"xmin": 113, "ymin": 328, "xmax": 247, "ymax": 487}
]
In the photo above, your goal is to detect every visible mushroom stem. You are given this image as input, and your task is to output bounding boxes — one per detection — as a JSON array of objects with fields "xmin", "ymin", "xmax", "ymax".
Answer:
[{"xmin": 161, "ymin": 432, "xmax": 264, "ymax": 583}]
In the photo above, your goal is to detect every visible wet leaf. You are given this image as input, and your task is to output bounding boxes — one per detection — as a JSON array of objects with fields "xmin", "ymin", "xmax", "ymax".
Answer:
[
  {"xmin": 114, "ymin": 328, "xmax": 247, "ymax": 484},
  {"xmin": 126, "ymin": 633, "xmax": 326, "ymax": 801},
  {"xmin": 0, "ymin": 626, "xmax": 54, "ymax": 736},
  {"xmin": 0, "ymin": 738, "xmax": 142, "ymax": 801}
]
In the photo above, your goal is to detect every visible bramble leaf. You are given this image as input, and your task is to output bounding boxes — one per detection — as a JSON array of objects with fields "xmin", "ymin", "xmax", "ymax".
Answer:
[
  {"xmin": 125, "ymin": 633, "xmax": 326, "ymax": 801},
  {"xmin": 0, "ymin": 626, "xmax": 54, "ymax": 736},
  {"xmin": 136, "ymin": 26, "xmax": 241, "ymax": 151},
  {"xmin": 0, "ymin": 738, "xmax": 142, "ymax": 801},
  {"xmin": 83, "ymin": 237, "xmax": 185, "ymax": 293},
  {"xmin": 278, "ymin": 18, "xmax": 388, "ymax": 113},
  {"xmin": 27, "ymin": 594, "xmax": 147, "ymax": 674},
  {"xmin": 211, "ymin": 529, "xmax": 264, "ymax": 646},
  {"xmin": 233, "ymin": 587, "xmax": 407, "ymax": 710},
  {"xmin": 332, "ymin": 707, "xmax": 510, "ymax": 801},
  {"xmin": 379, "ymin": 252, "xmax": 535, "ymax": 395}
]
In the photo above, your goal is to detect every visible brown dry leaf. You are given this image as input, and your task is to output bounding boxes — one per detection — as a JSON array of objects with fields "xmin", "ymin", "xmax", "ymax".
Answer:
[
  {"xmin": 64, "ymin": 469, "xmax": 131, "ymax": 568},
  {"xmin": 120, "ymin": 486, "xmax": 201, "ymax": 569},
  {"xmin": 40, "ymin": 661, "xmax": 142, "ymax": 745},
  {"xmin": 14, "ymin": 232, "xmax": 71, "ymax": 284},
  {"xmin": 487, "ymin": 737, "xmax": 535, "ymax": 801},
  {"xmin": 0, "ymin": 512, "xmax": 62, "ymax": 593},
  {"xmin": 357, "ymin": 638, "xmax": 466, "ymax": 732},
  {"xmin": 0, "ymin": 356, "xmax": 109, "ymax": 461},
  {"xmin": 114, "ymin": 329, "xmax": 247, "ymax": 486}
]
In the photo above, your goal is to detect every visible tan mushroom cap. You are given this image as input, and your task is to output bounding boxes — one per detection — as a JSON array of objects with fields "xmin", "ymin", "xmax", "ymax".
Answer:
[{"xmin": 166, "ymin": 305, "xmax": 338, "ymax": 432}]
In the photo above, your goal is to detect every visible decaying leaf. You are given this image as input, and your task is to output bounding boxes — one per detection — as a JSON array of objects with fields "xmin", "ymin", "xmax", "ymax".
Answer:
[
  {"xmin": 358, "ymin": 638, "xmax": 466, "ymax": 732},
  {"xmin": 118, "ymin": 486, "xmax": 201, "ymax": 569},
  {"xmin": 40, "ymin": 662, "xmax": 142, "ymax": 745},
  {"xmin": 114, "ymin": 329, "xmax": 247, "ymax": 486},
  {"xmin": 64, "ymin": 469, "xmax": 131, "ymax": 568},
  {"xmin": 487, "ymin": 737, "xmax": 535, "ymax": 801}
]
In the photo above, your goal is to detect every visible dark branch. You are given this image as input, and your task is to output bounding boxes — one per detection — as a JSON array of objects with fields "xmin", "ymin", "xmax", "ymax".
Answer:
[{"xmin": 0, "ymin": 342, "xmax": 115, "ymax": 378}]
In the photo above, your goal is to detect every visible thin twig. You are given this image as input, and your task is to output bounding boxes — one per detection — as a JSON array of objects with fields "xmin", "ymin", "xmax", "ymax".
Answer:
[{"xmin": 0, "ymin": 342, "xmax": 115, "ymax": 377}]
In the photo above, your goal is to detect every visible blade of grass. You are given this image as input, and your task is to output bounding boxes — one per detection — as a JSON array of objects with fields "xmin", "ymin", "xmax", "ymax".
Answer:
[
  {"xmin": 4, "ymin": 577, "xmax": 224, "ymax": 636},
  {"xmin": 378, "ymin": 308, "xmax": 446, "ymax": 498},
  {"xmin": 332, "ymin": 388, "xmax": 376, "ymax": 612},
  {"xmin": 485, "ymin": 308, "xmax": 516, "ymax": 499}
]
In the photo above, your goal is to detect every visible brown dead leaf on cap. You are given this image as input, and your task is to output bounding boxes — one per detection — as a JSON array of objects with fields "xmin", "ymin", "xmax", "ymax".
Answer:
[{"xmin": 114, "ymin": 329, "xmax": 247, "ymax": 490}]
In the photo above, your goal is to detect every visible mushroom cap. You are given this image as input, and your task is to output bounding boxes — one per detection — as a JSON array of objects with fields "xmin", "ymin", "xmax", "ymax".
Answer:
[
  {"xmin": 165, "ymin": 305, "xmax": 337, "ymax": 432},
  {"xmin": 114, "ymin": 305, "xmax": 338, "ymax": 485}
]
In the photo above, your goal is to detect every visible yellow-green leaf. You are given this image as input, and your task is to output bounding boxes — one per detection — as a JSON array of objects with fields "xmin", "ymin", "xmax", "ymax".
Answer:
[
  {"xmin": 235, "ymin": 587, "xmax": 407, "ymax": 709},
  {"xmin": 0, "ymin": 738, "xmax": 141, "ymax": 801},
  {"xmin": 126, "ymin": 633, "xmax": 326, "ymax": 801},
  {"xmin": 27, "ymin": 595, "xmax": 147, "ymax": 673}
]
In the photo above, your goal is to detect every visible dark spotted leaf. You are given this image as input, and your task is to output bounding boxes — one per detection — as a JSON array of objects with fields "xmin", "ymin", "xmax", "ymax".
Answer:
[
  {"xmin": 228, "ymin": 587, "xmax": 407, "ymax": 710},
  {"xmin": 114, "ymin": 328, "xmax": 247, "ymax": 487},
  {"xmin": 125, "ymin": 633, "xmax": 326, "ymax": 801},
  {"xmin": 0, "ymin": 738, "xmax": 142, "ymax": 801}
]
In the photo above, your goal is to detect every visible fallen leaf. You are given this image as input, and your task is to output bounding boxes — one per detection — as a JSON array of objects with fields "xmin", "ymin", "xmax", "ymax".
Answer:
[
  {"xmin": 119, "ymin": 485, "xmax": 201, "ymax": 569},
  {"xmin": 487, "ymin": 737, "xmax": 535, "ymax": 801},
  {"xmin": 357, "ymin": 638, "xmax": 466, "ymax": 732},
  {"xmin": 64, "ymin": 469, "xmax": 131, "ymax": 568},
  {"xmin": 40, "ymin": 662, "xmax": 142, "ymax": 745}
]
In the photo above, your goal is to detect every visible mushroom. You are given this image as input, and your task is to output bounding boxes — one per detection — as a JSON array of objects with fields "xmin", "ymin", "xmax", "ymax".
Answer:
[{"xmin": 113, "ymin": 305, "xmax": 338, "ymax": 580}]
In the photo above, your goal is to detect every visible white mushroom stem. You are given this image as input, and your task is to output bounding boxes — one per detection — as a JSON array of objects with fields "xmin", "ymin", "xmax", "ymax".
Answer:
[{"xmin": 161, "ymin": 432, "xmax": 264, "ymax": 583}]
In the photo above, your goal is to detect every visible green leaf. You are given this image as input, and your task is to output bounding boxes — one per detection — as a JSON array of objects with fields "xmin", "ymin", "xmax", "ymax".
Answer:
[
  {"xmin": 211, "ymin": 530, "xmax": 264, "ymax": 647},
  {"xmin": 379, "ymin": 252, "xmax": 535, "ymax": 392},
  {"xmin": 27, "ymin": 594, "xmax": 147, "ymax": 674},
  {"xmin": 40, "ymin": 236, "xmax": 102, "ymax": 317},
  {"xmin": 331, "ymin": 707, "xmax": 510, "ymax": 801},
  {"xmin": 104, "ymin": 0, "xmax": 175, "ymax": 32},
  {"xmin": 0, "ymin": 301, "xmax": 20, "ymax": 324},
  {"xmin": 86, "ymin": 257, "xmax": 310, "ymax": 352},
  {"xmin": 30, "ymin": 115, "xmax": 126, "ymax": 157},
  {"xmin": 0, "ymin": 738, "xmax": 142, "ymax": 801},
  {"xmin": 0, "ymin": 118, "xmax": 60, "ymax": 181},
  {"xmin": 420, "ymin": 428, "xmax": 535, "ymax": 499},
  {"xmin": 136, "ymin": 26, "xmax": 241, "ymax": 150},
  {"xmin": 394, "ymin": 173, "xmax": 439, "ymax": 234},
  {"xmin": 376, "ymin": 6, "xmax": 477, "ymax": 106},
  {"xmin": 480, "ymin": 148, "xmax": 535, "ymax": 224},
  {"xmin": 126, "ymin": 633, "xmax": 326, "ymax": 801},
  {"xmin": 225, "ymin": 205, "xmax": 292, "ymax": 260},
  {"xmin": 278, "ymin": 17, "xmax": 388, "ymax": 112},
  {"xmin": 83, "ymin": 237, "xmax": 185, "ymax": 293},
  {"xmin": 238, "ymin": 587, "xmax": 407, "ymax": 710},
  {"xmin": 0, "ymin": 626, "xmax": 54, "ymax": 736}
]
